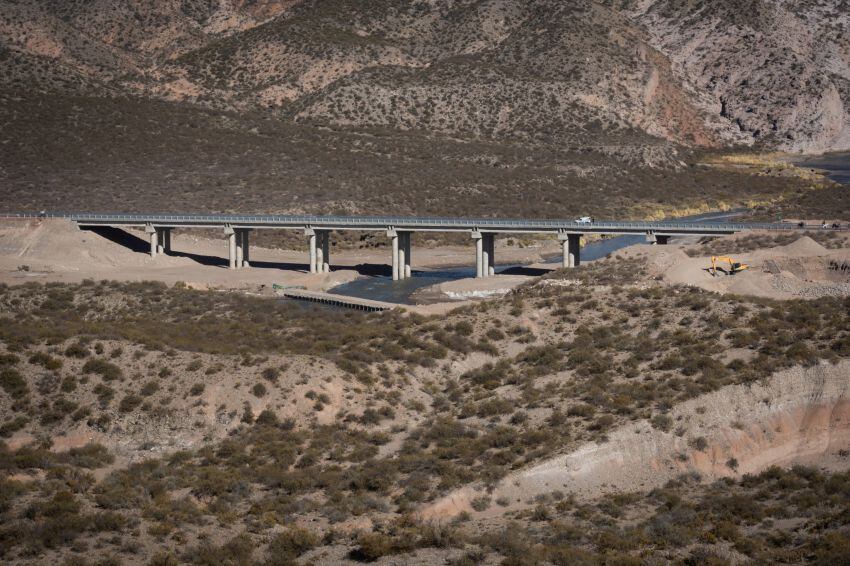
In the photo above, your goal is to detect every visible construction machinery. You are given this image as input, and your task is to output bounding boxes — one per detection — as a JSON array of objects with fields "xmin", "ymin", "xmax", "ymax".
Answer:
[{"xmin": 709, "ymin": 256, "xmax": 749, "ymax": 276}]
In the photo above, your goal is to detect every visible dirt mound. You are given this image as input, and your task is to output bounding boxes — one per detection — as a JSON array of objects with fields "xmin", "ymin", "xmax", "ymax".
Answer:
[
  {"xmin": 773, "ymin": 235, "xmax": 829, "ymax": 257},
  {"xmin": 0, "ymin": 218, "xmax": 156, "ymax": 271},
  {"xmin": 422, "ymin": 361, "xmax": 850, "ymax": 519}
]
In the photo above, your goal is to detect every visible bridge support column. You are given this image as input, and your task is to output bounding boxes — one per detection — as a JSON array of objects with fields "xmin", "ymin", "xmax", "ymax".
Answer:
[
  {"xmin": 161, "ymin": 228, "xmax": 172, "ymax": 254},
  {"xmin": 646, "ymin": 233, "xmax": 670, "ymax": 246},
  {"xmin": 224, "ymin": 226, "xmax": 236, "ymax": 269},
  {"xmin": 569, "ymin": 234, "xmax": 581, "ymax": 267},
  {"xmin": 472, "ymin": 231, "xmax": 483, "ymax": 278},
  {"xmin": 155, "ymin": 228, "xmax": 166, "ymax": 255},
  {"xmin": 403, "ymin": 232, "xmax": 412, "ymax": 278},
  {"xmin": 320, "ymin": 230, "xmax": 330, "ymax": 273},
  {"xmin": 241, "ymin": 229, "xmax": 250, "ymax": 267},
  {"xmin": 485, "ymin": 233, "xmax": 496, "ymax": 276},
  {"xmin": 315, "ymin": 232, "xmax": 324, "ymax": 274},
  {"xmin": 235, "ymin": 230, "xmax": 244, "ymax": 269},
  {"xmin": 305, "ymin": 228, "xmax": 317, "ymax": 273},
  {"xmin": 388, "ymin": 229, "xmax": 400, "ymax": 280},
  {"xmin": 559, "ymin": 233, "xmax": 580, "ymax": 267},
  {"xmin": 146, "ymin": 225, "xmax": 158, "ymax": 259}
]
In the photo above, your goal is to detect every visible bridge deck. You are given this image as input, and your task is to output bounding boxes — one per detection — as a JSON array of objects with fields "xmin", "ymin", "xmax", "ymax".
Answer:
[{"xmin": 4, "ymin": 211, "xmax": 845, "ymax": 236}]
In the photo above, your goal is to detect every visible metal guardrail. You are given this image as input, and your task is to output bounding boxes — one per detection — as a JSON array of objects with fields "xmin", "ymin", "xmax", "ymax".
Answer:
[{"xmin": 2, "ymin": 211, "xmax": 846, "ymax": 234}]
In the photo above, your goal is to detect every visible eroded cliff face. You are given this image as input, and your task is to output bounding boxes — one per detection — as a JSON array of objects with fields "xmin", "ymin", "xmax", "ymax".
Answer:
[
  {"xmin": 628, "ymin": 0, "xmax": 850, "ymax": 153},
  {"xmin": 423, "ymin": 361, "xmax": 850, "ymax": 519}
]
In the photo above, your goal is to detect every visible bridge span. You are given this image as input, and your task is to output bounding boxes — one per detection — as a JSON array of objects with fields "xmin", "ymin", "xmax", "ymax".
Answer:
[{"xmin": 4, "ymin": 212, "xmax": 842, "ymax": 280}]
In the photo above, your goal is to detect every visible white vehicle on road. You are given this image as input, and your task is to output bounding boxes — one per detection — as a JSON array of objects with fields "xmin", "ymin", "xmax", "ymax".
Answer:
[{"xmin": 574, "ymin": 216, "xmax": 593, "ymax": 224}]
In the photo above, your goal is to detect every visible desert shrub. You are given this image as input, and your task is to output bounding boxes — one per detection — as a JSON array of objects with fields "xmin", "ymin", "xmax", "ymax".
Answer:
[
  {"xmin": 351, "ymin": 532, "xmax": 396, "ymax": 561},
  {"xmin": 688, "ymin": 437, "xmax": 709, "ymax": 452},
  {"xmin": 256, "ymin": 410, "xmax": 279, "ymax": 426},
  {"xmin": 63, "ymin": 443, "xmax": 114, "ymax": 469},
  {"xmin": 29, "ymin": 352, "xmax": 63, "ymax": 370},
  {"xmin": 0, "ymin": 416, "xmax": 28, "ymax": 437},
  {"xmin": 82, "ymin": 359, "xmax": 122, "ymax": 381},
  {"xmin": 140, "ymin": 381, "xmax": 160, "ymax": 396},
  {"xmin": 186, "ymin": 359, "xmax": 203, "ymax": 371},
  {"xmin": 64, "ymin": 342, "xmax": 89, "ymax": 358},
  {"xmin": 262, "ymin": 367, "xmax": 281, "ymax": 382},
  {"xmin": 267, "ymin": 526, "xmax": 319, "ymax": 560},
  {"xmin": 252, "ymin": 383, "xmax": 267, "ymax": 397},
  {"xmin": 189, "ymin": 383, "xmax": 205, "ymax": 396},
  {"xmin": 0, "ymin": 368, "xmax": 28, "ymax": 399},
  {"xmin": 184, "ymin": 533, "xmax": 254, "ymax": 565},
  {"xmin": 651, "ymin": 414, "xmax": 673, "ymax": 432},
  {"xmin": 118, "ymin": 394, "xmax": 143, "ymax": 413},
  {"xmin": 567, "ymin": 404, "xmax": 595, "ymax": 419},
  {"xmin": 93, "ymin": 383, "xmax": 115, "ymax": 407},
  {"xmin": 470, "ymin": 496, "xmax": 491, "ymax": 512}
]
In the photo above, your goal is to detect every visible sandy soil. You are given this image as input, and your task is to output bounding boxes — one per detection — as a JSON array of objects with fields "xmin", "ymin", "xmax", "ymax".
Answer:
[{"xmin": 422, "ymin": 360, "xmax": 850, "ymax": 520}]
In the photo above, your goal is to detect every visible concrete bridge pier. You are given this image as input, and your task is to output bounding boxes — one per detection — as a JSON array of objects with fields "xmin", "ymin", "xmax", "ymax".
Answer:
[
  {"xmin": 233, "ymin": 228, "xmax": 251, "ymax": 268},
  {"xmin": 305, "ymin": 228, "xmax": 317, "ymax": 273},
  {"xmin": 472, "ymin": 231, "xmax": 483, "ymax": 278},
  {"xmin": 145, "ymin": 225, "xmax": 158, "ymax": 259},
  {"xmin": 396, "ymin": 231, "xmax": 411, "ymax": 279},
  {"xmin": 387, "ymin": 228, "xmax": 411, "ymax": 280},
  {"xmin": 240, "ymin": 229, "xmax": 250, "ymax": 267},
  {"xmin": 485, "ymin": 233, "xmax": 495, "ymax": 276},
  {"xmin": 472, "ymin": 231, "xmax": 495, "ymax": 278},
  {"xmin": 559, "ymin": 233, "xmax": 581, "ymax": 267},
  {"xmin": 647, "ymin": 233, "xmax": 670, "ymax": 245},
  {"xmin": 224, "ymin": 226, "xmax": 237, "ymax": 269},
  {"xmin": 318, "ymin": 230, "xmax": 330, "ymax": 273},
  {"xmin": 159, "ymin": 228, "xmax": 172, "ymax": 254}
]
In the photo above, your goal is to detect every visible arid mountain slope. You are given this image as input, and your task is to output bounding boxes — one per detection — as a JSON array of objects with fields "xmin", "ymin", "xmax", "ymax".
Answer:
[
  {"xmin": 627, "ymin": 0, "xmax": 850, "ymax": 152},
  {"xmin": 0, "ymin": 0, "xmax": 850, "ymax": 151},
  {"xmin": 1, "ymin": 0, "xmax": 849, "ymax": 152}
]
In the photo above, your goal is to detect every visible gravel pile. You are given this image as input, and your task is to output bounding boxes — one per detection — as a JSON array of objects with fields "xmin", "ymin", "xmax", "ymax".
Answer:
[{"xmin": 771, "ymin": 275, "xmax": 850, "ymax": 298}]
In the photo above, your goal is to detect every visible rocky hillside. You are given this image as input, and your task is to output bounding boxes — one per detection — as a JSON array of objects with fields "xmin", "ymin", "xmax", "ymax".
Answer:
[{"xmin": 1, "ymin": 0, "xmax": 847, "ymax": 153}]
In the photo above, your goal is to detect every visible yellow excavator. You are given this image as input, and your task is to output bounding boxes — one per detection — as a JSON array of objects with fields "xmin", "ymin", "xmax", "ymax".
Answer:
[{"xmin": 709, "ymin": 256, "xmax": 749, "ymax": 276}]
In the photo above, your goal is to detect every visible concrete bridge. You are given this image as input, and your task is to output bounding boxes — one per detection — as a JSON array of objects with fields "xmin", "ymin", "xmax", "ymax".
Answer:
[{"xmin": 6, "ymin": 212, "xmax": 841, "ymax": 279}]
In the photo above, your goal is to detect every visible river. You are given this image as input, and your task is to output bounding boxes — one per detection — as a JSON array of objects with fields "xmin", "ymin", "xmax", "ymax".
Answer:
[
  {"xmin": 328, "ymin": 209, "xmax": 744, "ymax": 305},
  {"xmin": 797, "ymin": 151, "xmax": 850, "ymax": 186}
]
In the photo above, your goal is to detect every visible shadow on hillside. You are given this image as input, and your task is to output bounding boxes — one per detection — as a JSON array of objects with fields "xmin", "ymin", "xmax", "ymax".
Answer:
[{"xmin": 82, "ymin": 226, "xmax": 394, "ymax": 275}]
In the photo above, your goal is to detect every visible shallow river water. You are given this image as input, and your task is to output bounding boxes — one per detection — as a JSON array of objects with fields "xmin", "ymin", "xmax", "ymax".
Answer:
[{"xmin": 797, "ymin": 152, "xmax": 850, "ymax": 186}]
